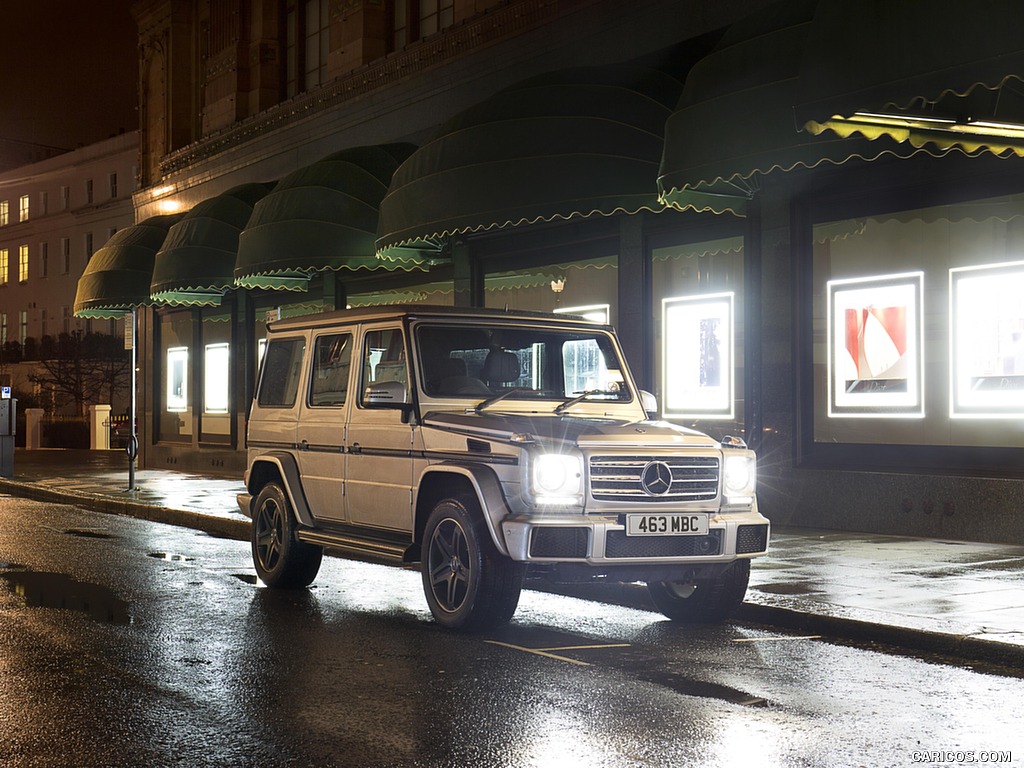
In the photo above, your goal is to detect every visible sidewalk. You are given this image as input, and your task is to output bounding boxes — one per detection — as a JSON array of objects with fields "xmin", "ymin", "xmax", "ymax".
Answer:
[{"xmin": 2, "ymin": 449, "xmax": 1023, "ymax": 670}]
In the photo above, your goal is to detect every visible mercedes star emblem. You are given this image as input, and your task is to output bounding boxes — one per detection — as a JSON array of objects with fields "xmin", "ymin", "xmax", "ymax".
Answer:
[{"xmin": 640, "ymin": 460, "xmax": 673, "ymax": 496}]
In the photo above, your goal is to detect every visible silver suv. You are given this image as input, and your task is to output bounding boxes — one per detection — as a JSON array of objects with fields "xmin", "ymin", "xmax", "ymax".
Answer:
[{"xmin": 239, "ymin": 306, "xmax": 769, "ymax": 630}]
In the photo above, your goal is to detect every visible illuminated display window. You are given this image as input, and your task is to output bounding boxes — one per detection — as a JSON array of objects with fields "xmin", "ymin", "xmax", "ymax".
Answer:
[
  {"xmin": 662, "ymin": 293, "xmax": 735, "ymax": 420},
  {"xmin": 652, "ymin": 236, "xmax": 744, "ymax": 428},
  {"xmin": 204, "ymin": 343, "xmax": 230, "ymax": 414},
  {"xmin": 811, "ymin": 190, "xmax": 1024, "ymax": 450},
  {"xmin": 166, "ymin": 346, "xmax": 189, "ymax": 412},
  {"xmin": 949, "ymin": 260, "xmax": 1024, "ymax": 418},
  {"xmin": 826, "ymin": 272, "xmax": 923, "ymax": 418}
]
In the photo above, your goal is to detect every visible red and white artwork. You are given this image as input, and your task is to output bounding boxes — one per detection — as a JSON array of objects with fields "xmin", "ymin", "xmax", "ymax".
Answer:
[
  {"xmin": 828, "ymin": 273, "xmax": 922, "ymax": 416},
  {"xmin": 843, "ymin": 305, "xmax": 908, "ymax": 388}
]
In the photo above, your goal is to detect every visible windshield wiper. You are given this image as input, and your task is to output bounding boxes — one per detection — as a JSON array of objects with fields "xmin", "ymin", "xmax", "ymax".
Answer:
[
  {"xmin": 475, "ymin": 388, "xmax": 527, "ymax": 414},
  {"xmin": 554, "ymin": 389, "xmax": 624, "ymax": 415}
]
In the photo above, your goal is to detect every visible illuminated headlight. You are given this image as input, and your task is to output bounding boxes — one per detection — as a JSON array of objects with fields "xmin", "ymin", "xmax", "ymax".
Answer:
[
  {"xmin": 723, "ymin": 452, "xmax": 756, "ymax": 504},
  {"xmin": 531, "ymin": 453, "xmax": 583, "ymax": 505}
]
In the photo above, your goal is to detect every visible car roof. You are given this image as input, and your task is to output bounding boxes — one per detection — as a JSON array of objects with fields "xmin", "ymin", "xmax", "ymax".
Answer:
[{"xmin": 266, "ymin": 304, "xmax": 606, "ymax": 333}]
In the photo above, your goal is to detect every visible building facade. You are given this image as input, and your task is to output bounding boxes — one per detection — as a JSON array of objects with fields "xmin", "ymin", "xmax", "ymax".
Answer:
[
  {"xmin": 0, "ymin": 132, "xmax": 138, "ymax": 404},
  {"xmin": 76, "ymin": 0, "xmax": 1024, "ymax": 543}
]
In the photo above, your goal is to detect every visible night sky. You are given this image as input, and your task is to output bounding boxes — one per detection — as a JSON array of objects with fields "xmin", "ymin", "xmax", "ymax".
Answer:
[{"xmin": 0, "ymin": 0, "xmax": 138, "ymax": 150}]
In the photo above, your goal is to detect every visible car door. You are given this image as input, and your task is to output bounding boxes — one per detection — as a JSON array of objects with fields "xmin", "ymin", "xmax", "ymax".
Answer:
[
  {"xmin": 344, "ymin": 323, "xmax": 415, "ymax": 533},
  {"xmin": 294, "ymin": 330, "xmax": 353, "ymax": 524},
  {"xmin": 248, "ymin": 333, "xmax": 307, "ymax": 455}
]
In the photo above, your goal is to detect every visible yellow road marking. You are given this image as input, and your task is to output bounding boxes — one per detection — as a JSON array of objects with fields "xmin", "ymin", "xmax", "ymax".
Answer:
[{"xmin": 485, "ymin": 640, "xmax": 630, "ymax": 666}]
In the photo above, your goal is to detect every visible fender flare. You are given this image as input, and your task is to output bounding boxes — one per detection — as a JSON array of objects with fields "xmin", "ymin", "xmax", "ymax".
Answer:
[
  {"xmin": 247, "ymin": 452, "xmax": 316, "ymax": 527},
  {"xmin": 417, "ymin": 463, "xmax": 511, "ymax": 557}
]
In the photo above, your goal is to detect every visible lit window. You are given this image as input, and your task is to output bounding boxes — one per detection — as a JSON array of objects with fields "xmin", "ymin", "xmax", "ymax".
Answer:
[
  {"xmin": 19, "ymin": 195, "xmax": 29, "ymax": 222},
  {"xmin": 204, "ymin": 343, "xmax": 230, "ymax": 414},
  {"xmin": 0, "ymin": 313, "xmax": 6, "ymax": 344},
  {"xmin": 0, "ymin": 249, "xmax": 7, "ymax": 285},
  {"xmin": 0, "ymin": 200, "xmax": 7, "ymax": 227},
  {"xmin": 18, "ymin": 245, "xmax": 29, "ymax": 282},
  {"xmin": 166, "ymin": 346, "xmax": 189, "ymax": 412},
  {"xmin": 662, "ymin": 292, "xmax": 736, "ymax": 420}
]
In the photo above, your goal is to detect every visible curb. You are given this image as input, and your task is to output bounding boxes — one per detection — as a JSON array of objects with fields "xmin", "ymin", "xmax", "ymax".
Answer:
[
  {"xmin": 3, "ymin": 477, "xmax": 1022, "ymax": 672},
  {"xmin": 0, "ymin": 478, "xmax": 250, "ymax": 542}
]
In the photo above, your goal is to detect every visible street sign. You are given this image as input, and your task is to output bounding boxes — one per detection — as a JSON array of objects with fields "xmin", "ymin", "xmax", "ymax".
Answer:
[{"xmin": 1, "ymin": 386, "xmax": 10, "ymax": 399}]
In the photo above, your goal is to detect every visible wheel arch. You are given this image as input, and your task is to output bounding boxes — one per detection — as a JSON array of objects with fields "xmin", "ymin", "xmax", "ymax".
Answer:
[
  {"xmin": 246, "ymin": 452, "xmax": 315, "ymax": 527},
  {"xmin": 414, "ymin": 464, "xmax": 511, "ymax": 558}
]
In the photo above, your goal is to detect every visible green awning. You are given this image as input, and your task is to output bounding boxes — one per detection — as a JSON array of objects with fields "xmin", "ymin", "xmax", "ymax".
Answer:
[
  {"xmin": 658, "ymin": 0, "xmax": 920, "ymax": 216},
  {"xmin": 150, "ymin": 183, "xmax": 273, "ymax": 306},
  {"xmin": 74, "ymin": 214, "xmax": 182, "ymax": 318},
  {"xmin": 376, "ymin": 65, "xmax": 682, "ymax": 254},
  {"xmin": 796, "ymin": 0, "xmax": 1024, "ymax": 156},
  {"xmin": 235, "ymin": 144, "xmax": 418, "ymax": 291}
]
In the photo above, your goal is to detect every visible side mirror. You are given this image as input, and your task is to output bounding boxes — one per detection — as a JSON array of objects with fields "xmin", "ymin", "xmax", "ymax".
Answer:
[
  {"xmin": 640, "ymin": 390, "xmax": 658, "ymax": 418},
  {"xmin": 364, "ymin": 380, "xmax": 409, "ymax": 406}
]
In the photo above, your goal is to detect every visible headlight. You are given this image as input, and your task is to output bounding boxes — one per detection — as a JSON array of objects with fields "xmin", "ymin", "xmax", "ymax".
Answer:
[
  {"xmin": 532, "ymin": 453, "xmax": 583, "ymax": 505},
  {"xmin": 723, "ymin": 452, "xmax": 756, "ymax": 504}
]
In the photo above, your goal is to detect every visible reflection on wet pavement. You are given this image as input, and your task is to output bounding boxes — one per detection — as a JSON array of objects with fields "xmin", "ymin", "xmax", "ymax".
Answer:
[{"xmin": 0, "ymin": 569, "xmax": 131, "ymax": 624}]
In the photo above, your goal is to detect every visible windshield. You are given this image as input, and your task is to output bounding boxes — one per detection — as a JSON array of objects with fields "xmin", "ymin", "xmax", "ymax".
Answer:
[{"xmin": 416, "ymin": 323, "xmax": 631, "ymax": 405}]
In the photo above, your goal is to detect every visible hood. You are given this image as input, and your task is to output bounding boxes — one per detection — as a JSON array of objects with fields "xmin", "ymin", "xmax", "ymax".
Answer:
[{"xmin": 421, "ymin": 410, "xmax": 719, "ymax": 449}]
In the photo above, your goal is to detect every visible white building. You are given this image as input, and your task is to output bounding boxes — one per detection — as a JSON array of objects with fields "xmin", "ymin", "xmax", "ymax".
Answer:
[{"xmin": 0, "ymin": 131, "xmax": 137, "ymax": 349}]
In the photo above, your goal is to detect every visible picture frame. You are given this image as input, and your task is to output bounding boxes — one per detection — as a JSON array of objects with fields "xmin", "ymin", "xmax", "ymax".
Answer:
[
  {"xmin": 827, "ymin": 272, "xmax": 923, "ymax": 418},
  {"xmin": 949, "ymin": 260, "xmax": 1024, "ymax": 418},
  {"xmin": 662, "ymin": 292, "xmax": 734, "ymax": 419}
]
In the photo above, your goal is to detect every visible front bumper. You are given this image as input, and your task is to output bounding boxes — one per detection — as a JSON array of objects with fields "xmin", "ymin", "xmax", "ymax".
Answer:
[{"xmin": 500, "ymin": 504, "xmax": 770, "ymax": 566}]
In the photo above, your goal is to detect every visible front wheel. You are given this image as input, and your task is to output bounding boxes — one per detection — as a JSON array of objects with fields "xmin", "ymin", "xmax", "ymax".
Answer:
[
  {"xmin": 251, "ymin": 483, "xmax": 323, "ymax": 589},
  {"xmin": 647, "ymin": 559, "xmax": 750, "ymax": 623},
  {"xmin": 421, "ymin": 497, "xmax": 524, "ymax": 631}
]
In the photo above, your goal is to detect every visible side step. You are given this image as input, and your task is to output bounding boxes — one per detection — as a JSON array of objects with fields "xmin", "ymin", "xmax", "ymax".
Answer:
[{"xmin": 297, "ymin": 527, "xmax": 410, "ymax": 566}]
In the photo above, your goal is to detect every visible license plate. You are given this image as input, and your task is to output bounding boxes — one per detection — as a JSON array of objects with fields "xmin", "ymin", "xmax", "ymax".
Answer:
[{"xmin": 625, "ymin": 513, "xmax": 710, "ymax": 536}]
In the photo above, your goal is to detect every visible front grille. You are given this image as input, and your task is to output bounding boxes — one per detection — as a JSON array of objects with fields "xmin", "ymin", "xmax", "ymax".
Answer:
[
  {"xmin": 589, "ymin": 455, "xmax": 720, "ymax": 502},
  {"xmin": 530, "ymin": 528, "xmax": 589, "ymax": 558},
  {"xmin": 736, "ymin": 524, "xmax": 769, "ymax": 554},
  {"xmin": 604, "ymin": 529, "xmax": 722, "ymax": 558}
]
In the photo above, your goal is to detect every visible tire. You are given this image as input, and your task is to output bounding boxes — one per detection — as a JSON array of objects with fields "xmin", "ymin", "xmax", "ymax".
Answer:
[
  {"xmin": 251, "ymin": 483, "xmax": 323, "ymax": 589},
  {"xmin": 647, "ymin": 559, "xmax": 750, "ymax": 623},
  {"xmin": 421, "ymin": 497, "xmax": 524, "ymax": 631}
]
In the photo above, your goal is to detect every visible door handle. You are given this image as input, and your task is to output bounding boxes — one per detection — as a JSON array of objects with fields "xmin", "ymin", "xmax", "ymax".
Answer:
[
  {"xmin": 299, "ymin": 439, "xmax": 309, "ymax": 450},
  {"xmin": 349, "ymin": 442, "xmax": 361, "ymax": 454}
]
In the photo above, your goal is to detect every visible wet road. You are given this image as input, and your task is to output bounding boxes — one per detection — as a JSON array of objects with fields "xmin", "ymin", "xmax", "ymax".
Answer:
[{"xmin": 0, "ymin": 495, "xmax": 1021, "ymax": 768}]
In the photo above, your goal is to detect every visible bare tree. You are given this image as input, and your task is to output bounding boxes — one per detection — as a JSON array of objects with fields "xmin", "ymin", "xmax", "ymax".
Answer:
[{"xmin": 28, "ymin": 332, "xmax": 129, "ymax": 415}]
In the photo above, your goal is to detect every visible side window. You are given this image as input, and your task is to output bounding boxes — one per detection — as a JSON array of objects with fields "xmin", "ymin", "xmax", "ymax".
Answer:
[
  {"xmin": 362, "ymin": 327, "xmax": 409, "ymax": 404},
  {"xmin": 309, "ymin": 333, "xmax": 352, "ymax": 407},
  {"xmin": 257, "ymin": 337, "xmax": 307, "ymax": 407}
]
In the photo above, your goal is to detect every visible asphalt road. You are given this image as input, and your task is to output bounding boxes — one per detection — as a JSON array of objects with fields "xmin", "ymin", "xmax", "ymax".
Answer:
[{"xmin": 0, "ymin": 495, "xmax": 1021, "ymax": 768}]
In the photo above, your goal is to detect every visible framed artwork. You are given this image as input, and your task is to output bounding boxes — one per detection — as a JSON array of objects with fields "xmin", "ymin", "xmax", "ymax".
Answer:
[
  {"xmin": 662, "ymin": 292, "xmax": 734, "ymax": 419},
  {"xmin": 949, "ymin": 260, "xmax": 1024, "ymax": 418},
  {"xmin": 827, "ymin": 272, "xmax": 923, "ymax": 418},
  {"xmin": 204, "ymin": 342, "xmax": 231, "ymax": 414},
  {"xmin": 166, "ymin": 346, "xmax": 189, "ymax": 413}
]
